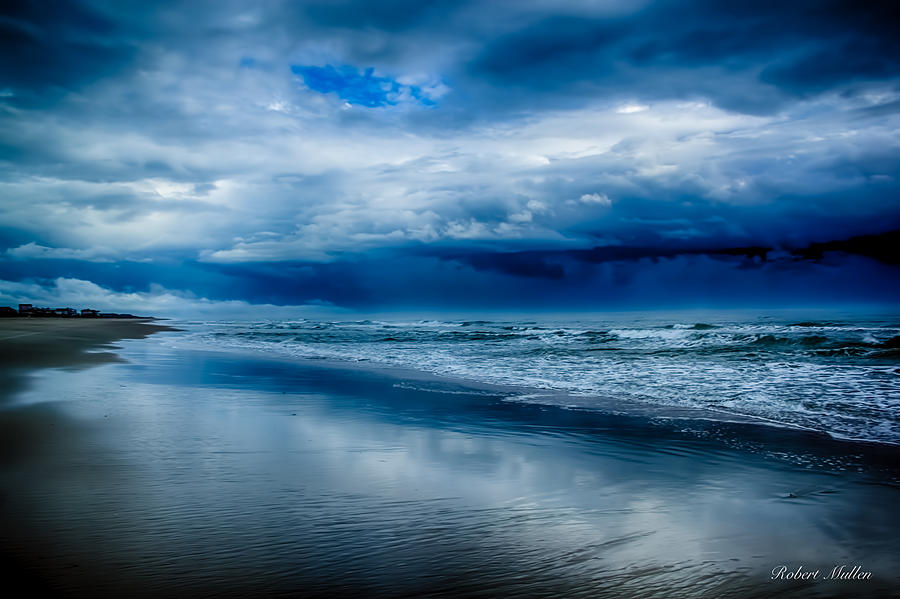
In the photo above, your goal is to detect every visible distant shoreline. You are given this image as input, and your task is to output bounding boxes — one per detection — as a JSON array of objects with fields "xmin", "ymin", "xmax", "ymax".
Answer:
[{"xmin": 1, "ymin": 304, "xmax": 150, "ymax": 319}]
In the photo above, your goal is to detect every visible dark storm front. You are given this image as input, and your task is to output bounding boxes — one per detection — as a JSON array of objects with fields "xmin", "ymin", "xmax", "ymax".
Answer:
[{"xmin": 177, "ymin": 311, "xmax": 900, "ymax": 445}]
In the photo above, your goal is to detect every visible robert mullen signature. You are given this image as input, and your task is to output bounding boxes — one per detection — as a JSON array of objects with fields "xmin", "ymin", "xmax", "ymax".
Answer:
[{"xmin": 772, "ymin": 565, "xmax": 872, "ymax": 581}]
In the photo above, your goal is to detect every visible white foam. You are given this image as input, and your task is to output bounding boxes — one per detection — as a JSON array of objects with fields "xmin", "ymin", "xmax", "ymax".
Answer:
[{"xmin": 163, "ymin": 317, "xmax": 900, "ymax": 444}]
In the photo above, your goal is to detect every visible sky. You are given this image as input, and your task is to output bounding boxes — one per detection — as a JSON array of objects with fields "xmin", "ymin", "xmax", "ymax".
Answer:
[{"xmin": 1, "ymin": 0, "xmax": 899, "ymax": 316}]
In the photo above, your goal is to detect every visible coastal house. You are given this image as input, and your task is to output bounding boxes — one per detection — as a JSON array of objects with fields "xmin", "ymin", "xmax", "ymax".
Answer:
[
  {"xmin": 7, "ymin": 303, "xmax": 132, "ymax": 318},
  {"xmin": 17, "ymin": 303, "xmax": 55, "ymax": 316}
]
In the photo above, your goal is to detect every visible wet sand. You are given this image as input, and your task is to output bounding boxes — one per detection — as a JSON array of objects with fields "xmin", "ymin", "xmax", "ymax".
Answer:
[
  {"xmin": 1, "ymin": 325, "xmax": 899, "ymax": 598},
  {"xmin": 0, "ymin": 318, "xmax": 178, "ymax": 396},
  {"xmin": 0, "ymin": 318, "xmax": 178, "ymax": 462}
]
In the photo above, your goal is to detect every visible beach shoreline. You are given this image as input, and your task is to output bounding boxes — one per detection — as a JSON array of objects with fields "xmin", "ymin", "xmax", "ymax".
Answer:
[
  {"xmin": 158, "ymin": 335, "xmax": 900, "ymax": 473},
  {"xmin": 0, "ymin": 317, "xmax": 179, "ymax": 375},
  {"xmin": 165, "ymin": 342, "xmax": 900, "ymax": 480},
  {"xmin": 161, "ymin": 313, "xmax": 900, "ymax": 446}
]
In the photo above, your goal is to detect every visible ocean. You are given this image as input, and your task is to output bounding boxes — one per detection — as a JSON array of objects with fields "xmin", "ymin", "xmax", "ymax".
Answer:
[{"xmin": 170, "ymin": 310, "xmax": 900, "ymax": 446}]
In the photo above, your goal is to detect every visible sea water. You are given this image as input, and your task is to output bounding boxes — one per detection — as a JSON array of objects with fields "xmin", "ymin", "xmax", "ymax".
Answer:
[{"xmin": 168, "ymin": 310, "xmax": 900, "ymax": 445}]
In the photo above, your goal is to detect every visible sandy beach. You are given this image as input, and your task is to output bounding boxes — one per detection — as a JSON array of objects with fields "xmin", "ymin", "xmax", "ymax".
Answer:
[
  {"xmin": 0, "ymin": 319, "xmax": 178, "ymax": 463},
  {"xmin": 0, "ymin": 321, "xmax": 898, "ymax": 598},
  {"xmin": 0, "ymin": 317, "xmax": 178, "ymax": 377}
]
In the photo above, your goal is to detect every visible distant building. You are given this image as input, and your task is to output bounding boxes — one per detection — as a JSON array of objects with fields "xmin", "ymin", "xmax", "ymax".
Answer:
[{"xmin": 4, "ymin": 303, "xmax": 141, "ymax": 318}]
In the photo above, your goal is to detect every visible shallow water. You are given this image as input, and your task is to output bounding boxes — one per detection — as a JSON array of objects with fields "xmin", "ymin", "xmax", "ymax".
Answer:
[
  {"xmin": 1, "ymin": 334, "xmax": 898, "ymax": 597},
  {"xmin": 172, "ymin": 310, "xmax": 900, "ymax": 444}
]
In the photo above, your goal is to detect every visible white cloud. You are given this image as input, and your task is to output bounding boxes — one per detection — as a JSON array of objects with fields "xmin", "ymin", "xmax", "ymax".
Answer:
[
  {"xmin": 444, "ymin": 219, "xmax": 491, "ymax": 240},
  {"xmin": 526, "ymin": 199, "xmax": 549, "ymax": 213},
  {"xmin": 508, "ymin": 210, "xmax": 533, "ymax": 223},
  {"xmin": 578, "ymin": 192, "xmax": 612, "ymax": 206},
  {"xmin": 6, "ymin": 243, "xmax": 122, "ymax": 262},
  {"xmin": 616, "ymin": 103, "xmax": 649, "ymax": 114},
  {"xmin": 1, "ymin": 41, "xmax": 894, "ymax": 269}
]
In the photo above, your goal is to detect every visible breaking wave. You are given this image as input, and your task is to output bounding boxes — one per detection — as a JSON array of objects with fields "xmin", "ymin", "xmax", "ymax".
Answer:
[{"xmin": 171, "ymin": 312, "xmax": 900, "ymax": 444}]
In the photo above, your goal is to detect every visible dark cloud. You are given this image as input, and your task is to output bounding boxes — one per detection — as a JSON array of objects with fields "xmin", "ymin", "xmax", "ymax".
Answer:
[
  {"xmin": 301, "ymin": 0, "xmax": 460, "ymax": 32},
  {"xmin": 464, "ymin": 0, "xmax": 900, "ymax": 114},
  {"xmin": 428, "ymin": 249, "xmax": 566, "ymax": 280},
  {"xmin": 0, "ymin": 0, "xmax": 137, "ymax": 104},
  {"xmin": 471, "ymin": 16, "xmax": 624, "ymax": 84},
  {"xmin": 425, "ymin": 229, "xmax": 900, "ymax": 285},
  {"xmin": 761, "ymin": 39, "xmax": 900, "ymax": 95},
  {"xmin": 3, "ymin": 234, "xmax": 898, "ymax": 310},
  {"xmin": 790, "ymin": 229, "xmax": 900, "ymax": 265}
]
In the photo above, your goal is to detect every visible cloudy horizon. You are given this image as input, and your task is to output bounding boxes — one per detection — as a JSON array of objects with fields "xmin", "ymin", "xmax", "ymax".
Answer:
[{"xmin": 1, "ymin": 0, "xmax": 899, "ymax": 315}]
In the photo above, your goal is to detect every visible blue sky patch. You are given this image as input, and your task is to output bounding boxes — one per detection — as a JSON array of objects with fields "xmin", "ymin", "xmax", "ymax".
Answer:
[{"xmin": 291, "ymin": 64, "xmax": 434, "ymax": 107}]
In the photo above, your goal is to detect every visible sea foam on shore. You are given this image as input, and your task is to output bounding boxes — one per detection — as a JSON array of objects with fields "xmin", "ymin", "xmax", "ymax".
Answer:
[{"xmin": 168, "ymin": 311, "xmax": 900, "ymax": 445}]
